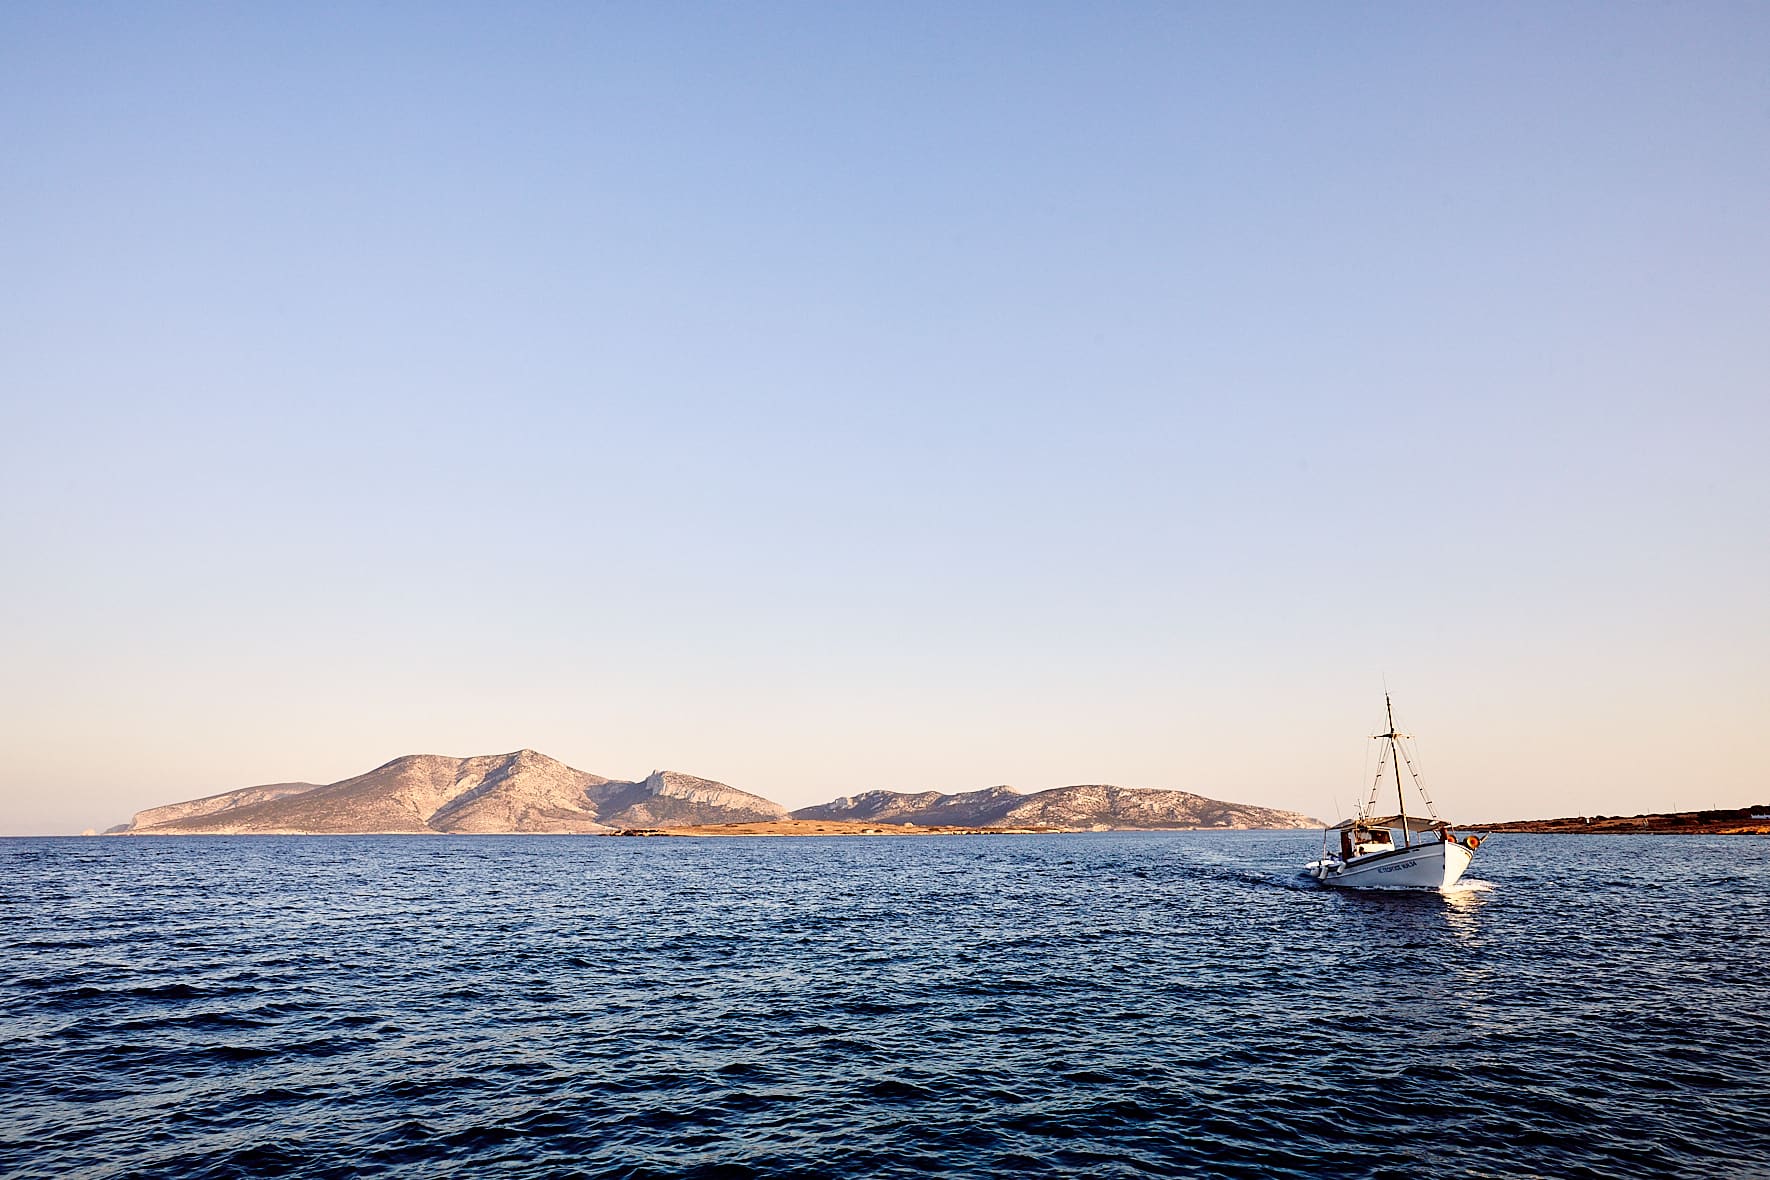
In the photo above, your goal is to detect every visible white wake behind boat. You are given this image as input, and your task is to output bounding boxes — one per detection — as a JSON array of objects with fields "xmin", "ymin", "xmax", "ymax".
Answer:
[{"xmin": 1306, "ymin": 695, "xmax": 1483, "ymax": 891}]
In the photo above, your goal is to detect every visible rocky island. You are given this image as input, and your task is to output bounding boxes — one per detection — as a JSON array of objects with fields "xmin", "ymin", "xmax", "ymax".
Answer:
[
  {"xmin": 793, "ymin": 784, "xmax": 1316, "ymax": 831},
  {"xmin": 113, "ymin": 750, "xmax": 1320, "ymax": 836}
]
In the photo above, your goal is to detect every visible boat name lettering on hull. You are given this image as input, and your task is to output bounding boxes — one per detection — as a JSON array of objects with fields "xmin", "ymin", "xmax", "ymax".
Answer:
[{"xmin": 1376, "ymin": 860, "xmax": 1419, "ymax": 874}]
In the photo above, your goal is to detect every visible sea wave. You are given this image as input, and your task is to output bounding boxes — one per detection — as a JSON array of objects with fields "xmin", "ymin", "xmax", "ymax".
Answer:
[{"xmin": 3, "ymin": 831, "xmax": 1766, "ymax": 1178}]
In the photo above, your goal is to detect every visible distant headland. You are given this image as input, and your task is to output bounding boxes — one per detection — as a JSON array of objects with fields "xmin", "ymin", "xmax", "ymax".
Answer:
[
  {"xmin": 107, "ymin": 749, "xmax": 1321, "ymax": 836},
  {"xmin": 1477, "ymin": 806, "xmax": 1770, "ymax": 835}
]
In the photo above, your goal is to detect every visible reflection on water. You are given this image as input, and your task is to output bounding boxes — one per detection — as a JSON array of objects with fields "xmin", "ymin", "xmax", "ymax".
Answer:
[{"xmin": 1440, "ymin": 879, "xmax": 1490, "ymax": 942}]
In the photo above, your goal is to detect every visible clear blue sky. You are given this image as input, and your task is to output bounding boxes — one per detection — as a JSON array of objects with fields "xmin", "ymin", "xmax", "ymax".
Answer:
[{"xmin": 3, "ymin": 2, "xmax": 1766, "ymax": 834}]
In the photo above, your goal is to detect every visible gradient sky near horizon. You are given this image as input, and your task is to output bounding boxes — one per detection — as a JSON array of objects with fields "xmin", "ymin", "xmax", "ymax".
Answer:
[{"xmin": 3, "ymin": 2, "xmax": 1766, "ymax": 835}]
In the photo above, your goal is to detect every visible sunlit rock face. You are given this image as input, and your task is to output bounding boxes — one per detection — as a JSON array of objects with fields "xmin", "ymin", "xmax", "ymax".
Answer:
[
  {"xmin": 127, "ymin": 782, "xmax": 327, "ymax": 831},
  {"xmin": 793, "ymin": 786, "xmax": 1024, "ymax": 827},
  {"xmin": 588, "ymin": 772, "xmax": 790, "ymax": 828},
  {"xmin": 123, "ymin": 752, "xmax": 782, "ymax": 835},
  {"xmin": 795, "ymin": 784, "xmax": 1319, "ymax": 830}
]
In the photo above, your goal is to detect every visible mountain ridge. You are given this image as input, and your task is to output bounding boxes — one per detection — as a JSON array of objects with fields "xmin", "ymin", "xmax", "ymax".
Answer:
[
  {"xmin": 122, "ymin": 751, "xmax": 783, "ymax": 835},
  {"xmin": 793, "ymin": 784, "xmax": 1318, "ymax": 830},
  {"xmin": 118, "ymin": 752, "xmax": 1321, "ymax": 834}
]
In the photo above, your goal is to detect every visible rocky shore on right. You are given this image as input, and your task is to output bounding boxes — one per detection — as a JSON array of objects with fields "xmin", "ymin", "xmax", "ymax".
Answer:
[{"xmin": 1478, "ymin": 805, "xmax": 1770, "ymax": 834}]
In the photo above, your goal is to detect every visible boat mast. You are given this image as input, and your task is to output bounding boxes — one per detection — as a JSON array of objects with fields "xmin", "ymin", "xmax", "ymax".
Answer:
[{"xmin": 1385, "ymin": 693, "xmax": 1410, "ymax": 848}]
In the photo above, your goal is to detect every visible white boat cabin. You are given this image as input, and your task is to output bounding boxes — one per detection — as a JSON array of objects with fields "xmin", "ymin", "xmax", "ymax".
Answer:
[{"xmin": 1330, "ymin": 814, "xmax": 1469, "ymax": 860}]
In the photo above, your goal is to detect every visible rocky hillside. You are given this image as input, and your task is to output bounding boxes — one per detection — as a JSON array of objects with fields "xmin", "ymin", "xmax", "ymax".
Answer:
[
  {"xmin": 586, "ymin": 771, "xmax": 790, "ymax": 827},
  {"xmin": 795, "ymin": 786, "xmax": 1024, "ymax": 827},
  {"xmin": 123, "ymin": 752, "xmax": 784, "ymax": 835},
  {"xmin": 126, "ymin": 781, "xmax": 325, "ymax": 831},
  {"xmin": 121, "ymin": 753, "xmax": 1315, "ymax": 835},
  {"xmin": 795, "ymin": 784, "xmax": 1319, "ymax": 830}
]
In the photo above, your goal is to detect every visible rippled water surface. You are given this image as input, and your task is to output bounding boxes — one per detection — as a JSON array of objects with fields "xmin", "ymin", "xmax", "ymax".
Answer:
[{"xmin": 4, "ymin": 832, "xmax": 1768, "ymax": 1178}]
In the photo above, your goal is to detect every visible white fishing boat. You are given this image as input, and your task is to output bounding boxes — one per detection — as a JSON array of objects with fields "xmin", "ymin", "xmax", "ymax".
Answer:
[{"xmin": 1306, "ymin": 695, "xmax": 1482, "ymax": 890}]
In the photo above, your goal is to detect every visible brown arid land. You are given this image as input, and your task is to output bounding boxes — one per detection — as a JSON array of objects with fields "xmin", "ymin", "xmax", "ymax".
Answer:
[
  {"xmin": 607, "ymin": 820, "xmax": 1064, "ymax": 837},
  {"xmin": 1477, "ymin": 806, "xmax": 1770, "ymax": 835},
  {"xmin": 605, "ymin": 819, "xmax": 1304, "ymax": 837}
]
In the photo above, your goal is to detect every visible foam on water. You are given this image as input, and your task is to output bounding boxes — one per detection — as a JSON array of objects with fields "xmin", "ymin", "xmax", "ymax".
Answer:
[{"xmin": 3, "ymin": 831, "xmax": 1767, "ymax": 1178}]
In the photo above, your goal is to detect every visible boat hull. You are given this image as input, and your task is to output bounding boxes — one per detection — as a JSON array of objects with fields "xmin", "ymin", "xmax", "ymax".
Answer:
[{"xmin": 1314, "ymin": 839, "xmax": 1474, "ymax": 891}]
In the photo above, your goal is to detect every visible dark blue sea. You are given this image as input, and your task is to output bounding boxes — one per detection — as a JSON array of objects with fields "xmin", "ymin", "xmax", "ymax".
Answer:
[{"xmin": 4, "ymin": 833, "xmax": 1768, "ymax": 1179}]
